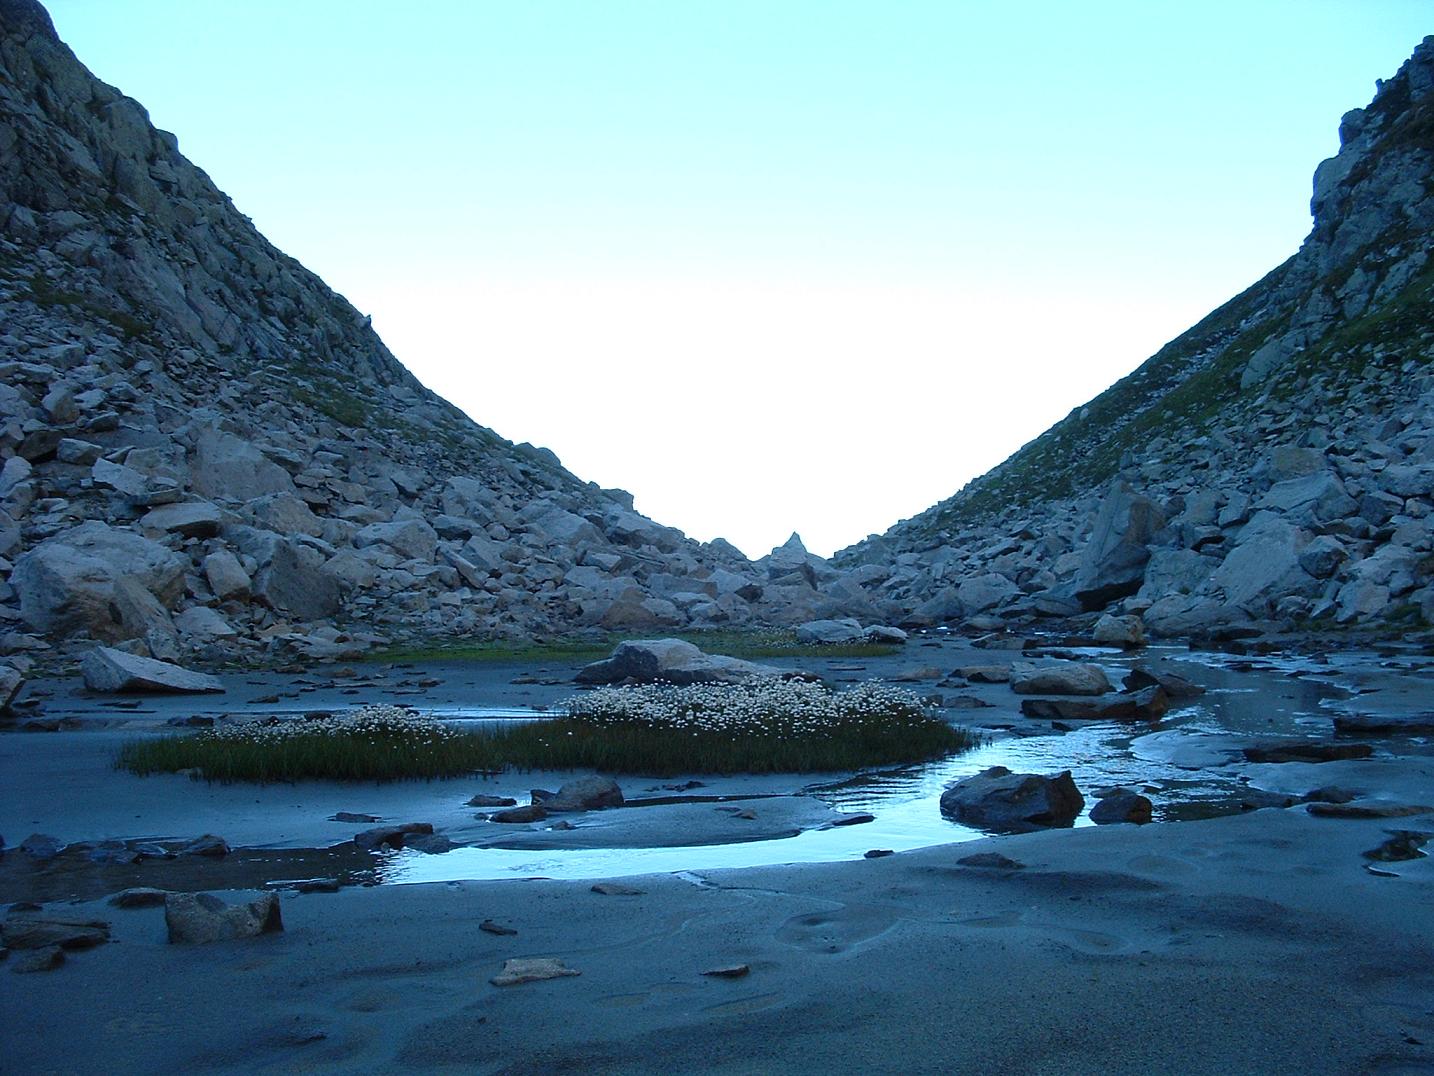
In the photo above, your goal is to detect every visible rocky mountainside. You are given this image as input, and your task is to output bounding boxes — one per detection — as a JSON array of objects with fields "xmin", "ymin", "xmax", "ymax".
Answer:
[
  {"xmin": 837, "ymin": 37, "xmax": 1434, "ymax": 640},
  {"xmin": 0, "ymin": 0, "xmax": 897, "ymax": 683}
]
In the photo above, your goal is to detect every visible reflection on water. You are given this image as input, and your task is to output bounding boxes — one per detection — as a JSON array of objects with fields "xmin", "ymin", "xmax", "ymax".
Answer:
[{"xmin": 377, "ymin": 650, "xmax": 1434, "ymax": 885}]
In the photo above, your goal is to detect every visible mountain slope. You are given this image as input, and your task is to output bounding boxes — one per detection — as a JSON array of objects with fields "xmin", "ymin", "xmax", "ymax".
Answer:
[
  {"xmin": 837, "ymin": 37, "xmax": 1434, "ymax": 638},
  {"xmin": 0, "ymin": 0, "xmax": 866, "ymax": 669}
]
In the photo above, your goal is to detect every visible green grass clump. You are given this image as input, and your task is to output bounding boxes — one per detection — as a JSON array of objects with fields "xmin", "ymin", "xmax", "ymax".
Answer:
[{"xmin": 118, "ymin": 686, "xmax": 977, "ymax": 782}]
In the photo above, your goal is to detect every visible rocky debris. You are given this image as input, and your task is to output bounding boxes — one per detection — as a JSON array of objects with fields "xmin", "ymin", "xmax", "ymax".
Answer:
[
  {"xmin": 352, "ymin": 823, "xmax": 433, "ymax": 850},
  {"xmin": 1242, "ymin": 742, "xmax": 1375, "ymax": 764},
  {"xmin": 1009, "ymin": 662, "xmax": 1112, "ymax": 696},
  {"xmin": 1089, "ymin": 791, "xmax": 1154, "ymax": 825},
  {"xmin": 1019, "ymin": 685, "xmax": 1169, "ymax": 722},
  {"xmin": 164, "ymin": 891, "xmax": 283, "ymax": 944},
  {"xmin": 956, "ymin": 852, "xmax": 1026, "ymax": 870},
  {"xmin": 532, "ymin": 776, "xmax": 624, "ymax": 813},
  {"xmin": 939, "ymin": 767, "xmax": 1085, "ymax": 833},
  {"xmin": 831, "ymin": 39, "xmax": 1434, "ymax": 641},
  {"xmin": 574, "ymin": 639, "xmax": 777, "ymax": 686},
  {"xmin": 81, "ymin": 646, "xmax": 223, "ymax": 694},
  {"xmin": 490, "ymin": 957, "xmax": 581, "ymax": 986},
  {"xmin": 109, "ymin": 887, "xmax": 169, "ymax": 909},
  {"xmin": 1362, "ymin": 831, "xmax": 1431, "ymax": 862},
  {"xmin": 466, "ymin": 794, "xmax": 518, "ymax": 808},
  {"xmin": 1, "ymin": 913, "xmax": 110, "ymax": 951}
]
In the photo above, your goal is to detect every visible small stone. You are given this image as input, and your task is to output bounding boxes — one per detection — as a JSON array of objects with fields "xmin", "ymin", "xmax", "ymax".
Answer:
[
  {"xmin": 330, "ymin": 812, "xmax": 382, "ymax": 824},
  {"xmin": 831, "ymin": 813, "xmax": 875, "ymax": 827},
  {"xmin": 490, "ymin": 805, "xmax": 546, "ymax": 824},
  {"xmin": 404, "ymin": 834, "xmax": 455, "ymax": 854},
  {"xmin": 864, "ymin": 849, "xmax": 895, "ymax": 859},
  {"xmin": 179, "ymin": 834, "xmax": 229, "ymax": 857},
  {"xmin": 956, "ymin": 852, "xmax": 1025, "ymax": 870},
  {"xmin": 292, "ymin": 878, "xmax": 341, "ymax": 894},
  {"xmin": 466, "ymin": 795, "xmax": 518, "ymax": 808},
  {"xmin": 480, "ymin": 919, "xmax": 517, "ymax": 936},
  {"xmin": 590, "ymin": 883, "xmax": 644, "ymax": 896},
  {"xmin": 1362, "ymin": 831, "xmax": 1431, "ymax": 862},
  {"xmin": 1306, "ymin": 802, "xmax": 1433, "ymax": 819},
  {"xmin": 702, "ymin": 964, "xmax": 751, "ymax": 978},
  {"xmin": 353, "ymin": 823, "xmax": 433, "ymax": 849},
  {"xmin": 735, "ymin": 809, "xmax": 757, "ymax": 820},
  {"xmin": 490, "ymin": 957, "xmax": 580, "ymax": 986}
]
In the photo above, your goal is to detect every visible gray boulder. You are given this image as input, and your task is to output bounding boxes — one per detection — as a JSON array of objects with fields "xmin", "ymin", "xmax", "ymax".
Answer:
[
  {"xmin": 82, "ymin": 646, "xmax": 224, "ymax": 694},
  {"xmin": 1089, "ymin": 792, "xmax": 1153, "ymax": 824},
  {"xmin": 354, "ymin": 518, "xmax": 439, "ymax": 562},
  {"xmin": 138, "ymin": 501, "xmax": 223, "ymax": 538},
  {"xmin": 575, "ymin": 638, "xmax": 778, "ymax": 686},
  {"xmin": 532, "ymin": 776, "xmax": 624, "ymax": 812},
  {"xmin": 1091, "ymin": 613, "xmax": 1146, "ymax": 647},
  {"xmin": 957, "ymin": 572, "xmax": 1022, "ymax": 613},
  {"xmin": 939, "ymin": 766, "xmax": 1085, "ymax": 833},
  {"xmin": 1073, "ymin": 482, "xmax": 1164, "ymax": 609},
  {"xmin": 1010, "ymin": 662, "xmax": 1112, "ymax": 696},
  {"xmin": 203, "ymin": 550, "xmax": 252, "ymax": 601},
  {"xmin": 12, "ymin": 522, "xmax": 186, "ymax": 639},
  {"xmin": 164, "ymin": 891, "xmax": 283, "ymax": 944},
  {"xmin": 191, "ymin": 429, "xmax": 297, "ymax": 502},
  {"xmin": 254, "ymin": 539, "xmax": 342, "ymax": 620}
]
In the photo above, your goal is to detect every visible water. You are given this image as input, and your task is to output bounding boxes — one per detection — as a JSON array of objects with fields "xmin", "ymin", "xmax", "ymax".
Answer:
[{"xmin": 379, "ymin": 648, "xmax": 1434, "ymax": 885}]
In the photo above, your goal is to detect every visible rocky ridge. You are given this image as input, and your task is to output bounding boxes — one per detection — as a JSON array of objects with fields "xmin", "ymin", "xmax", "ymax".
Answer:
[
  {"xmin": 0, "ymin": 1, "xmax": 903, "ymax": 684},
  {"xmin": 837, "ymin": 38, "xmax": 1434, "ymax": 640}
]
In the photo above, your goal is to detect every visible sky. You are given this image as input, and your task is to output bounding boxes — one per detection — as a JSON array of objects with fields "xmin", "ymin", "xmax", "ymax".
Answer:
[{"xmin": 45, "ymin": 1, "xmax": 1432, "ymax": 558}]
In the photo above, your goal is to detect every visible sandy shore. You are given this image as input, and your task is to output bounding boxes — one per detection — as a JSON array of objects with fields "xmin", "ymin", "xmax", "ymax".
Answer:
[{"xmin": 4, "ymin": 806, "xmax": 1432, "ymax": 1073}]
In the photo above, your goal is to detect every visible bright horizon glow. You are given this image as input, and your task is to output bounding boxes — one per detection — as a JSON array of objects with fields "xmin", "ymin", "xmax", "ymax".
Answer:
[{"xmin": 44, "ymin": 1, "xmax": 1432, "ymax": 557}]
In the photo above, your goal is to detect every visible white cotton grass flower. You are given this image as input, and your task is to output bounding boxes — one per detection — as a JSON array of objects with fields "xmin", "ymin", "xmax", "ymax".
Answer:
[{"xmin": 207, "ymin": 703, "xmax": 455, "ymax": 745}]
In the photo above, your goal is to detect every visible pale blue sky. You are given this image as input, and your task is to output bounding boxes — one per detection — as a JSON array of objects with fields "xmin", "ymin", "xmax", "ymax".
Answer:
[{"xmin": 46, "ymin": 1, "xmax": 1432, "ymax": 556}]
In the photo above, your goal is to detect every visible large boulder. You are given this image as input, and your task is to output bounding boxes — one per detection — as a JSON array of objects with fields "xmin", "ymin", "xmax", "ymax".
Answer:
[
  {"xmin": 532, "ymin": 776, "xmax": 625, "ymax": 812},
  {"xmin": 253, "ymin": 539, "xmax": 342, "ymax": 620},
  {"xmin": 1073, "ymin": 482, "xmax": 1164, "ymax": 609},
  {"xmin": 354, "ymin": 518, "xmax": 439, "ymax": 562},
  {"xmin": 1091, "ymin": 613, "xmax": 1146, "ymax": 648},
  {"xmin": 81, "ymin": 646, "xmax": 224, "ymax": 694},
  {"xmin": 1210, "ymin": 512, "xmax": 1314, "ymax": 612},
  {"xmin": 164, "ymin": 892, "xmax": 282, "ymax": 944},
  {"xmin": 939, "ymin": 767, "xmax": 1085, "ymax": 833},
  {"xmin": 574, "ymin": 639, "xmax": 777, "ymax": 686},
  {"xmin": 957, "ymin": 572, "xmax": 1022, "ymax": 614},
  {"xmin": 190, "ymin": 429, "xmax": 297, "ymax": 502},
  {"xmin": 1010, "ymin": 662, "xmax": 1112, "ymax": 696},
  {"xmin": 12, "ymin": 521, "xmax": 186, "ymax": 639},
  {"xmin": 138, "ymin": 501, "xmax": 223, "ymax": 539}
]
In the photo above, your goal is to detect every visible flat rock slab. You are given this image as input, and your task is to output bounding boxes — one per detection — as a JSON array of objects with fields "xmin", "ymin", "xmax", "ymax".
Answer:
[
  {"xmin": 81, "ymin": 646, "xmax": 223, "ymax": 694},
  {"xmin": 1243, "ymin": 742, "xmax": 1375, "ymax": 764},
  {"xmin": 1, "ymin": 915, "xmax": 110, "ymax": 951},
  {"xmin": 1307, "ymin": 801, "xmax": 1434, "ymax": 819},
  {"xmin": 590, "ymin": 883, "xmax": 644, "ymax": 896},
  {"xmin": 490, "ymin": 958, "xmax": 581, "ymax": 986}
]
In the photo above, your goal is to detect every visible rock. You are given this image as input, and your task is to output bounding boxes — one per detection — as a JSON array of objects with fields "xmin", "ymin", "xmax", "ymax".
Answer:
[
  {"xmin": 174, "ymin": 606, "xmax": 236, "ymax": 642},
  {"xmin": 202, "ymin": 550, "xmax": 252, "ymax": 601},
  {"xmin": 404, "ymin": 834, "xmax": 455, "ymax": 854},
  {"xmin": 830, "ymin": 812, "xmax": 876, "ymax": 827},
  {"xmin": 0, "ymin": 665, "xmax": 23, "ymax": 713},
  {"xmin": 10, "ymin": 946, "xmax": 65, "ymax": 973},
  {"xmin": 354, "ymin": 519, "xmax": 439, "ymax": 562},
  {"xmin": 1332, "ymin": 713, "xmax": 1434, "ymax": 735},
  {"xmin": 81, "ymin": 646, "xmax": 223, "ymax": 694},
  {"xmin": 1091, "ymin": 614, "xmax": 1146, "ymax": 648},
  {"xmin": 956, "ymin": 852, "xmax": 1025, "ymax": 870},
  {"xmin": 1010, "ymin": 662, "xmax": 1111, "ymax": 696},
  {"xmin": 863, "ymin": 849, "xmax": 895, "ymax": 859},
  {"xmin": 1307, "ymin": 801, "xmax": 1434, "ymax": 819},
  {"xmin": 865, "ymin": 625, "xmax": 907, "ymax": 644},
  {"xmin": 794, "ymin": 618, "xmax": 864, "ymax": 645},
  {"xmin": 191, "ymin": 429, "xmax": 297, "ymax": 502},
  {"xmin": 109, "ymin": 888, "xmax": 170, "ymax": 908},
  {"xmin": 702, "ymin": 964, "xmax": 751, "ymax": 978},
  {"xmin": 352, "ymin": 823, "xmax": 433, "ymax": 850},
  {"xmin": 293, "ymin": 878, "xmax": 341, "ymax": 893},
  {"xmin": 12, "ymin": 522, "xmax": 186, "ymax": 640},
  {"xmin": 1242, "ymin": 742, "xmax": 1375, "ymax": 764},
  {"xmin": 178, "ymin": 834, "xmax": 230, "ymax": 857},
  {"xmin": 1073, "ymin": 482, "xmax": 1164, "ymax": 609},
  {"xmin": 164, "ymin": 892, "xmax": 283, "ymax": 944},
  {"xmin": 253, "ymin": 539, "xmax": 342, "ymax": 621},
  {"xmin": 1122, "ymin": 668, "xmax": 1205, "ymax": 698},
  {"xmin": 533, "ymin": 776, "xmax": 624, "ymax": 812},
  {"xmin": 956, "ymin": 573, "xmax": 1022, "ymax": 613},
  {"xmin": 958, "ymin": 665, "xmax": 1011, "ymax": 683},
  {"xmin": 1, "ymin": 914, "xmax": 109, "ymax": 950},
  {"xmin": 1362, "ymin": 831, "xmax": 1431, "ymax": 862},
  {"xmin": 329, "ymin": 812, "xmax": 382, "ymax": 823},
  {"xmin": 1089, "ymin": 792, "xmax": 1153, "ymax": 824},
  {"xmin": 480, "ymin": 919, "xmax": 517, "ymax": 936},
  {"xmin": 1298, "ymin": 535, "xmax": 1347, "ymax": 579},
  {"xmin": 138, "ymin": 501, "xmax": 223, "ymax": 539},
  {"xmin": 939, "ymin": 766, "xmax": 1084, "ymax": 833},
  {"xmin": 465, "ymin": 795, "xmax": 518, "ymax": 808},
  {"xmin": 590, "ymin": 883, "xmax": 644, "ymax": 896},
  {"xmin": 574, "ymin": 638, "xmax": 778, "ymax": 686},
  {"xmin": 490, "ymin": 957, "xmax": 581, "ymax": 986},
  {"xmin": 490, "ymin": 805, "xmax": 547, "ymax": 824},
  {"xmin": 1019, "ymin": 686, "xmax": 1169, "ymax": 722},
  {"xmin": 19, "ymin": 834, "xmax": 64, "ymax": 859}
]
